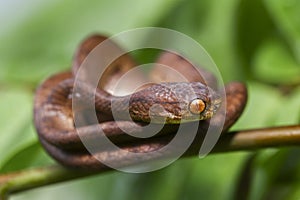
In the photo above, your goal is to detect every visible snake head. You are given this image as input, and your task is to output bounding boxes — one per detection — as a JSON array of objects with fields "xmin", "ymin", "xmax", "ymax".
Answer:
[
  {"xmin": 129, "ymin": 82, "xmax": 222, "ymax": 124},
  {"xmin": 162, "ymin": 82, "xmax": 222, "ymax": 123}
]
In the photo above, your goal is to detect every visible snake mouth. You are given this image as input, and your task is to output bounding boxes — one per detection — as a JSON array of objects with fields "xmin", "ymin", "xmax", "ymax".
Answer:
[
  {"xmin": 213, "ymin": 98, "xmax": 222, "ymax": 113},
  {"xmin": 198, "ymin": 97, "xmax": 222, "ymax": 120}
]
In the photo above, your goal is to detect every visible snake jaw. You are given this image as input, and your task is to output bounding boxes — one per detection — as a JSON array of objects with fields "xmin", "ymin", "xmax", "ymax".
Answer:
[
  {"xmin": 196, "ymin": 93, "xmax": 222, "ymax": 121},
  {"xmin": 148, "ymin": 104, "xmax": 177, "ymax": 123},
  {"xmin": 213, "ymin": 98, "xmax": 222, "ymax": 113},
  {"xmin": 126, "ymin": 82, "xmax": 222, "ymax": 124}
]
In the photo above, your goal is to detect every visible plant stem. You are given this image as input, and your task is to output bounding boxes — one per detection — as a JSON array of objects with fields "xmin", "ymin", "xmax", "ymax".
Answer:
[
  {"xmin": 0, "ymin": 165, "xmax": 99, "ymax": 200},
  {"xmin": 1, "ymin": 125, "xmax": 300, "ymax": 199},
  {"xmin": 213, "ymin": 125, "xmax": 300, "ymax": 152}
]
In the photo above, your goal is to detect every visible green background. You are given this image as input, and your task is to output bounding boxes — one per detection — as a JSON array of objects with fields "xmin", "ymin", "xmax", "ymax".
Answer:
[{"xmin": 1, "ymin": 0, "xmax": 300, "ymax": 199}]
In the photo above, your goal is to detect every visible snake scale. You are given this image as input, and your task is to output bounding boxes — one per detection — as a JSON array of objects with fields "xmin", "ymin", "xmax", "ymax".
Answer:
[{"xmin": 34, "ymin": 35, "xmax": 247, "ymax": 170}]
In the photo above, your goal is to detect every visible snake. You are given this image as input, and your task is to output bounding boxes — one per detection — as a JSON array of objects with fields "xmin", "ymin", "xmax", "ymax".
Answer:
[{"xmin": 34, "ymin": 35, "xmax": 248, "ymax": 170}]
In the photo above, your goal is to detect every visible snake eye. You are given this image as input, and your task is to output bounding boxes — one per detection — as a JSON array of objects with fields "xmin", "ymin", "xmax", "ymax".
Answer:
[{"xmin": 189, "ymin": 99, "xmax": 206, "ymax": 115}]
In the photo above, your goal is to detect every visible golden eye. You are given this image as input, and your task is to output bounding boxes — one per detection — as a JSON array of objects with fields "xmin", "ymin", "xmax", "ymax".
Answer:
[{"xmin": 189, "ymin": 99, "xmax": 206, "ymax": 115}]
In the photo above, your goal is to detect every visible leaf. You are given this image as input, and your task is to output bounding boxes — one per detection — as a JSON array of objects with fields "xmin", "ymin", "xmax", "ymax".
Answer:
[
  {"xmin": 275, "ymin": 86, "xmax": 300, "ymax": 125},
  {"xmin": 264, "ymin": 0, "xmax": 300, "ymax": 63},
  {"xmin": 108, "ymin": 153, "xmax": 249, "ymax": 200},
  {"xmin": 249, "ymin": 149, "xmax": 285, "ymax": 200},
  {"xmin": 0, "ymin": 143, "xmax": 53, "ymax": 173},
  {"xmin": 235, "ymin": 0, "xmax": 275, "ymax": 77},
  {"xmin": 252, "ymin": 37, "xmax": 300, "ymax": 84},
  {"xmin": 185, "ymin": 153, "xmax": 250, "ymax": 200},
  {"xmin": 249, "ymin": 148, "xmax": 300, "ymax": 200},
  {"xmin": 0, "ymin": 88, "xmax": 39, "ymax": 169},
  {"xmin": 159, "ymin": 0, "xmax": 246, "ymax": 82},
  {"xmin": 232, "ymin": 81, "xmax": 284, "ymax": 130},
  {"xmin": 0, "ymin": 0, "xmax": 181, "ymax": 85}
]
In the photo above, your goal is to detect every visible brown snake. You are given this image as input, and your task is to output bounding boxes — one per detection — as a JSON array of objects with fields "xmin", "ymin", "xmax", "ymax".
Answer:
[{"xmin": 34, "ymin": 35, "xmax": 247, "ymax": 170}]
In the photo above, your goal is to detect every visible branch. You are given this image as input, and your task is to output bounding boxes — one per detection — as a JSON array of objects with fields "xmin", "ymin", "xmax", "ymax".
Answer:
[
  {"xmin": 0, "ymin": 166, "xmax": 97, "ymax": 200},
  {"xmin": 1, "ymin": 125, "xmax": 300, "ymax": 199},
  {"xmin": 213, "ymin": 125, "xmax": 300, "ymax": 152}
]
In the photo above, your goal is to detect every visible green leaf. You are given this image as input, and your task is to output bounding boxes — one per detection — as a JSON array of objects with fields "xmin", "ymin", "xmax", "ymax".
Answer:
[
  {"xmin": 252, "ymin": 38, "xmax": 300, "ymax": 84},
  {"xmin": 232, "ymin": 81, "xmax": 283, "ymax": 130},
  {"xmin": 233, "ymin": 82, "xmax": 300, "ymax": 130},
  {"xmin": 235, "ymin": 0, "xmax": 275, "ymax": 77},
  {"xmin": 185, "ymin": 153, "xmax": 249, "ymax": 200},
  {"xmin": 159, "ymin": 0, "xmax": 245, "ymax": 82},
  {"xmin": 249, "ymin": 149, "xmax": 284, "ymax": 200},
  {"xmin": 250, "ymin": 148, "xmax": 300, "ymax": 200},
  {"xmin": 264, "ymin": 0, "xmax": 300, "ymax": 63},
  {"xmin": 0, "ymin": 88, "xmax": 38, "ymax": 169},
  {"xmin": 0, "ymin": 0, "xmax": 181, "ymax": 85},
  {"xmin": 0, "ymin": 143, "xmax": 53, "ymax": 173},
  {"xmin": 275, "ymin": 86, "xmax": 300, "ymax": 125}
]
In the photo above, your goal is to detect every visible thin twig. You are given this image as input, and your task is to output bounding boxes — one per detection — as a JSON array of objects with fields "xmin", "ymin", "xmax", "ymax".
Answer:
[
  {"xmin": 0, "ymin": 166, "xmax": 98, "ymax": 200},
  {"xmin": 213, "ymin": 125, "xmax": 300, "ymax": 152},
  {"xmin": 0, "ymin": 125, "xmax": 300, "ymax": 199}
]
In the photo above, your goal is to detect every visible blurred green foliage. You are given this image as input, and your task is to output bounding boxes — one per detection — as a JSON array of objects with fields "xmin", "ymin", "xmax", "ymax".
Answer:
[{"xmin": 0, "ymin": 0, "xmax": 299, "ymax": 199}]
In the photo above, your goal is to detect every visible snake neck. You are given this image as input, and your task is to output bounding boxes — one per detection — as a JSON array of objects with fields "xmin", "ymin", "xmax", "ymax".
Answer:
[{"xmin": 94, "ymin": 91, "xmax": 131, "ymax": 119}]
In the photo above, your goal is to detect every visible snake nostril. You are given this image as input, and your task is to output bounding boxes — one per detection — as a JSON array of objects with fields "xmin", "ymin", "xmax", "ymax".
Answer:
[{"xmin": 189, "ymin": 99, "xmax": 206, "ymax": 115}]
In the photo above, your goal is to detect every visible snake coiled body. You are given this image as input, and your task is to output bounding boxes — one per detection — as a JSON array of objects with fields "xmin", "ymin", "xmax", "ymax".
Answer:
[
  {"xmin": 52, "ymin": 78, "xmax": 221, "ymax": 123},
  {"xmin": 34, "ymin": 35, "xmax": 248, "ymax": 170}
]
